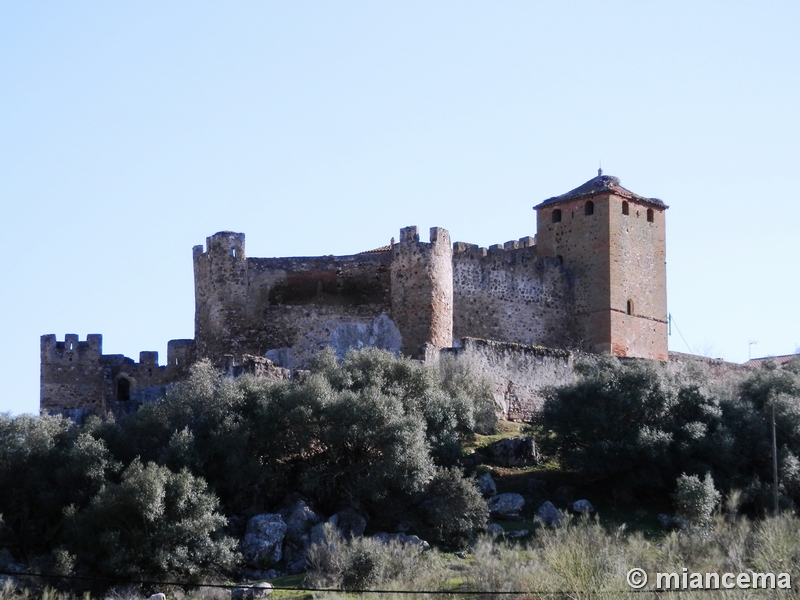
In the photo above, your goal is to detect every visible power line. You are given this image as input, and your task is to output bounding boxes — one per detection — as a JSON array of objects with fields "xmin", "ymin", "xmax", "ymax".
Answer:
[
  {"xmin": 0, "ymin": 569, "xmax": 688, "ymax": 595},
  {"xmin": 669, "ymin": 313, "xmax": 694, "ymax": 355}
]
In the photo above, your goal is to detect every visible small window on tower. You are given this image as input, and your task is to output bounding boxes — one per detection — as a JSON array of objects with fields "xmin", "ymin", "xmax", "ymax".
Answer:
[
  {"xmin": 622, "ymin": 201, "xmax": 629, "ymax": 215},
  {"xmin": 552, "ymin": 209, "xmax": 562, "ymax": 223},
  {"xmin": 647, "ymin": 208, "xmax": 654, "ymax": 222},
  {"xmin": 584, "ymin": 201, "xmax": 594, "ymax": 216},
  {"xmin": 232, "ymin": 248, "xmax": 237, "ymax": 258},
  {"xmin": 627, "ymin": 300, "xmax": 634, "ymax": 316}
]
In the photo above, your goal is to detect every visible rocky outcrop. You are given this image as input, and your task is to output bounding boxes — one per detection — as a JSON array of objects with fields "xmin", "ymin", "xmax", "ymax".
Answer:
[
  {"xmin": 485, "ymin": 437, "xmax": 539, "ymax": 467},
  {"xmin": 241, "ymin": 514, "xmax": 287, "ymax": 567},
  {"xmin": 476, "ymin": 472, "xmax": 497, "ymax": 497},
  {"xmin": 488, "ymin": 493, "xmax": 525, "ymax": 519},
  {"xmin": 536, "ymin": 501, "xmax": 562, "ymax": 526}
]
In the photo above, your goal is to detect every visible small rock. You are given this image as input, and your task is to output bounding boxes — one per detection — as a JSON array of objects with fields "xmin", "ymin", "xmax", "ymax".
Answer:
[
  {"xmin": 456, "ymin": 551, "xmax": 467, "ymax": 559},
  {"xmin": 329, "ymin": 508, "xmax": 367, "ymax": 539},
  {"xmin": 231, "ymin": 581, "xmax": 274, "ymax": 599},
  {"xmin": 486, "ymin": 523, "xmax": 505, "ymax": 537},
  {"xmin": 570, "ymin": 499, "xmax": 595, "ymax": 515},
  {"xmin": 372, "ymin": 532, "xmax": 430, "ymax": 550},
  {"xmin": 536, "ymin": 501, "xmax": 562, "ymax": 527},
  {"xmin": 488, "ymin": 493, "xmax": 525, "ymax": 519},
  {"xmin": 476, "ymin": 472, "xmax": 497, "ymax": 497},
  {"xmin": 505, "ymin": 529, "xmax": 530, "ymax": 539}
]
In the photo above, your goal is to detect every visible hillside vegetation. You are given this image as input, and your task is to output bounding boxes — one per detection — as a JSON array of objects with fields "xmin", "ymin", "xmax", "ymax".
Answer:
[{"xmin": 2, "ymin": 349, "xmax": 800, "ymax": 597}]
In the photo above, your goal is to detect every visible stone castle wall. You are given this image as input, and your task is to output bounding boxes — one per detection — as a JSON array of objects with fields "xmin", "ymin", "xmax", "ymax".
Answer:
[{"xmin": 452, "ymin": 238, "xmax": 576, "ymax": 350}]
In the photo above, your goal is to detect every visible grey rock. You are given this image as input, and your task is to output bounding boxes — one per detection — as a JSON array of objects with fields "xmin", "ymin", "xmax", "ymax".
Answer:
[
  {"xmin": 231, "ymin": 581, "xmax": 274, "ymax": 599},
  {"xmin": 505, "ymin": 529, "xmax": 530, "ymax": 539},
  {"xmin": 372, "ymin": 532, "xmax": 430, "ymax": 550},
  {"xmin": 485, "ymin": 436, "xmax": 539, "ymax": 467},
  {"xmin": 329, "ymin": 508, "xmax": 367, "ymax": 539},
  {"xmin": 476, "ymin": 472, "xmax": 497, "ymax": 497},
  {"xmin": 536, "ymin": 501, "xmax": 562, "ymax": 527},
  {"xmin": 241, "ymin": 514, "xmax": 287, "ymax": 566},
  {"xmin": 570, "ymin": 499, "xmax": 595, "ymax": 514},
  {"xmin": 282, "ymin": 499, "xmax": 322, "ymax": 545},
  {"xmin": 488, "ymin": 493, "xmax": 525, "ymax": 519},
  {"xmin": 486, "ymin": 523, "xmax": 505, "ymax": 537}
]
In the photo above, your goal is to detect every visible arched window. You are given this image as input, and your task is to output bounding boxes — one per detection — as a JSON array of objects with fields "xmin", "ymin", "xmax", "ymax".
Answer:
[
  {"xmin": 117, "ymin": 378, "xmax": 131, "ymax": 402},
  {"xmin": 552, "ymin": 209, "xmax": 562, "ymax": 223},
  {"xmin": 584, "ymin": 200, "xmax": 594, "ymax": 216},
  {"xmin": 627, "ymin": 300, "xmax": 634, "ymax": 316},
  {"xmin": 647, "ymin": 208, "xmax": 654, "ymax": 222},
  {"xmin": 622, "ymin": 201, "xmax": 629, "ymax": 215}
]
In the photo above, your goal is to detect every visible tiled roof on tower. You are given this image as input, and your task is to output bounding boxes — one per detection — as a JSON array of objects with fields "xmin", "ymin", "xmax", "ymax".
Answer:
[{"xmin": 534, "ymin": 170, "xmax": 668, "ymax": 210}]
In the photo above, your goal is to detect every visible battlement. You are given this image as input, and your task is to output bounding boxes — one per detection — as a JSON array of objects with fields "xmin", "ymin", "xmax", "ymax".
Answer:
[
  {"xmin": 452, "ymin": 235, "xmax": 538, "ymax": 259},
  {"xmin": 41, "ymin": 334, "xmax": 103, "ymax": 362},
  {"xmin": 194, "ymin": 231, "xmax": 246, "ymax": 261}
]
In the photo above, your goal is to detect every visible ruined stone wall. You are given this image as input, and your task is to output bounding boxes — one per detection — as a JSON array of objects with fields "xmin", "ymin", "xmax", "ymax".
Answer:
[
  {"xmin": 193, "ymin": 231, "xmax": 402, "ymax": 370},
  {"xmin": 452, "ymin": 237, "xmax": 576, "ymax": 349},
  {"xmin": 439, "ymin": 337, "xmax": 578, "ymax": 422},
  {"xmin": 41, "ymin": 335, "xmax": 194, "ymax": 419}
]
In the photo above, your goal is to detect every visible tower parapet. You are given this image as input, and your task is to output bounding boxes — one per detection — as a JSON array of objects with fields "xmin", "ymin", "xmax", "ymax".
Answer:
[
  {"xmin": 390, "ymin": 226, "xmax": 453, "ymax": 357},
  {"xmin": 40, "ymin": 334, "xmax": 106, "ymax": 416}
]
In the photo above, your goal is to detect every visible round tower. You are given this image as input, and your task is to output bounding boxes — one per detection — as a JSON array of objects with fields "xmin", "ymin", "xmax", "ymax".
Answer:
[{"xmin": 390, "ymin": 226, "xmax": 453, "ymax": 357}]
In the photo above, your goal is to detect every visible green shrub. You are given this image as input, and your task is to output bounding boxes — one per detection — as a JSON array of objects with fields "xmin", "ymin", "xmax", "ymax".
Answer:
[
  {"xmin": 421, "ymin": 467, "xmax": 488, "ymax": 546},
  {"xmin": 672, "ymin": 472, "xmax": 721, "ymax": 529}
]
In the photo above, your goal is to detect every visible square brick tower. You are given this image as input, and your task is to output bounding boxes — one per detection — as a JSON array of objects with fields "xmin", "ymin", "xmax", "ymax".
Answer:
[{"xmin": 534, "ymin": 171, "xmax": 668, "ymax": 360}]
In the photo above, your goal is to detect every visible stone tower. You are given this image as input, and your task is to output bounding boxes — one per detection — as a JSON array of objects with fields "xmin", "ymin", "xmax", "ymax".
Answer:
[
  {"xmin": 390, "ymin": 226, "xmax": 453, "ymax": 357},
  {"xmin": 534, "ymin": 171, "xmax": 668, "ymax": 360},
  {"xmin": 193, "ymin": 231, "xmax": 249, "ymax": 361}
]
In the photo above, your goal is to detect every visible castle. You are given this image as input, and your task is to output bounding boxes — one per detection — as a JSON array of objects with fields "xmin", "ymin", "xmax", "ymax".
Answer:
[{"xmin": 41, "ymin": 171, "xmax": 669, "ymax": 420}]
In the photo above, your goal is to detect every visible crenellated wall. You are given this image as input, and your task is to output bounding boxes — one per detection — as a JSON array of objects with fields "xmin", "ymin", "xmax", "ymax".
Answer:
[{"xmin": 452, "ymin": 237, "xmax": 577, "ymax": 350}]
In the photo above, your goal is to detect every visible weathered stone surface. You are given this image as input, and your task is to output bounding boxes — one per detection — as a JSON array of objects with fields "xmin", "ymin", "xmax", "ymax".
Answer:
[
  {"xmin": 485, "ymin": 436, "xmax": 539, "ymax": 467},
  {"xmin": 231, "ymin": 582, "xmax": 274, "ymax": 599},
  {"xmin": 505, "ymin": 529, "xmax": 530, "ymax": 539},
  {"xmin": 280, "ymin": 500, "xmax": 323, "ymax": 574},
  {"xmin": 372, "ymin": 532, "xmax": 430, "ymax": 550},
  {"xmin": 488, "ymin": 493, "xmax": 525, "ymax": 519},
  {"xmin": 486, "ymin": 523, "xmax": 505, "ymax": 537},
  {"xmin": 328, "ymin": 508, "xmax": 367, "ymax": 539},
  {"xmin": 570, "ymin": 499, "xmax": 594, "ymax": 514},
  {"xmin": 536, "ymin": 501, "xmax": 562, "ymax": 527},
  {"xmin": 476, "ymin": 472, "xmax": 497, "ymax": 497},
  {"xmin": 242, "ymin": 514, "xmax": 287, "ymax": 566}
]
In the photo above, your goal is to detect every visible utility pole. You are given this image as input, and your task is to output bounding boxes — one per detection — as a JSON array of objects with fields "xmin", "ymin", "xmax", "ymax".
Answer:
[{"xmin": 773, "ymin": 402, "xmax": 779, "ymax": 516}]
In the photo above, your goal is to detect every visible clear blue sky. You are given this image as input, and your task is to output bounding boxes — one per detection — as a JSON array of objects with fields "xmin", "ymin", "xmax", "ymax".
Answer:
[{"xmin": 2, "ymin": 2, "xmax": 798, "ymax": 415}]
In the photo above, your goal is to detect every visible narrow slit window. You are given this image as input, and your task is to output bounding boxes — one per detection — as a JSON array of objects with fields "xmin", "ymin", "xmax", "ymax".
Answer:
[
  {"xmin": 231, "ymin": 248, "xmax": 237, "ymax": 258},
  {"xmin": 622, "ymin": 201, "xmax": 629, "ymax": 215},
  {"xmin": 627, "ymin": 300, "xmax": 634, "ymax": 316},
  {"xmin": 552, "ymin": 209, "xmax": 562, "ymax": 223},
  {"xmin": 117, "ymin": 378, "xmax": 131, "ymax": 402},
  {"xmin": 647, "ymin": 208, "xmax": 654, "ymax": 222},
  {"xmin": 584, "ymin": 200, "xmax": 594, "ymax": 216},
  {"xmin": 556, "ymin": 255, "xmax": 564, "ymax": 266}
]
